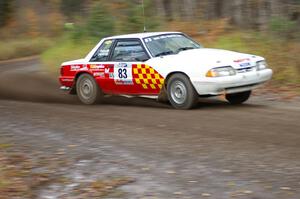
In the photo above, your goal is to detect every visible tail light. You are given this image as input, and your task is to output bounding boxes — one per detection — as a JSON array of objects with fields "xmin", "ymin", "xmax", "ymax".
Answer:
[{"xmin": 60, "ymin": 66, "xmax": 64, "ymax": 76}]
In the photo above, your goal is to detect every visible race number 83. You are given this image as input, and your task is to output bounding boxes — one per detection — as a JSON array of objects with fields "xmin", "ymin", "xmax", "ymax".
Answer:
[
  {"xmin": 114, "ymin": 63, "xmax": 133, "ymax": 85},
  {"xmin": 118, "ymin": 68, "xmax": 127, "ymax": 79}
]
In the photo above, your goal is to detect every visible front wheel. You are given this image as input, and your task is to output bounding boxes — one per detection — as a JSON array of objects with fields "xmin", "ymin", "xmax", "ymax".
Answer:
[
  {"xmin": 225, "ymin": 91, "xmax": 251, "ymax": 105},
  {"xmin": 76, "ymin": 73, "xmax": 103, "ymax": 105},
  {"xmin": 167, "ymin": 74, "xmax": 198, "ymax": 109}
]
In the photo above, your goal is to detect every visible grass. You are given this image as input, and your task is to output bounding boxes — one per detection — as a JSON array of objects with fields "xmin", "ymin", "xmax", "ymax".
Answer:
[
  {"xmin": 0, "ymin": 37, "xmax": 54, "ymax": 61},
  {"xmin": 203, "ymin": 31, "xmax": 300, "ymax": 85},
  {"xmin": 41, "ymin": 36, "xmax": 96, "ymax": 74},
  {"xmin": 0, "ymin": 144, "xmax": 12, "ymax": 149}
]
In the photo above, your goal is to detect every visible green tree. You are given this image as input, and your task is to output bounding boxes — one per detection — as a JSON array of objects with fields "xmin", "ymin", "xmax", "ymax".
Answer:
[
  {"xmin": 0, "ymin": 0, "xmax": 13, "ymax": 27},
  {"xmin": 60, "ymin": 0, "xmax": 85, "ymax": 20},
  {"xmin": 124, "ymin": 0, "xmax": 159, "ymax": 33},
  {"xmin": 86, "ymin": 2, "xmax": 115, "ymax": 38},
  {"xmin": 270, "ymin": 16, "xmax": 299, "ymax": 39}
]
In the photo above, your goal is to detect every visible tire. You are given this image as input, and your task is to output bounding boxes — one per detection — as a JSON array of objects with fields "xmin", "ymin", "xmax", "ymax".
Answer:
[
  {"xmin": 167, "ymin": 73, "xmax": 198, "ymax": 109},
  {"xmin": 225, "ymin": 90, "xmax": 251, "ymax": 105},
  {"xmin": 76, "ymin": 73, "xmax": 103, "ymax": 105}
]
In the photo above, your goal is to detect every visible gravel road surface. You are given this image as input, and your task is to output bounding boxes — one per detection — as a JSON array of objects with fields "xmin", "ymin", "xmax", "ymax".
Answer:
[{"xmin": 0, "ymin": 57, "xmax": 300, "ymax": 199}]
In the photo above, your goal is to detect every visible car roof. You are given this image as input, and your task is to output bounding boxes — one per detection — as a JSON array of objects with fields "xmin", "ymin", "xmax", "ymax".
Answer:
[{"xmin": 104, "ymin": 32, "xmax": 183, "ymax": 40}]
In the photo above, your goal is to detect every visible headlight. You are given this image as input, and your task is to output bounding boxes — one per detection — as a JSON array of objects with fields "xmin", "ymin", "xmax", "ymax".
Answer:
[
  {"xmin": 206, "ymin": 66, "xmax": 236, "ymax": 77},
  {"xmin": 256, "ymin": 60, "xmax": 268, "ymax": 71}
]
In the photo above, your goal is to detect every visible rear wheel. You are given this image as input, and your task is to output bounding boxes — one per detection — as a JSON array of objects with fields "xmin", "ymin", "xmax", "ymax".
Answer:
[
  {"xmin": 76, "ymin": 73, "xmax": 103, "ymax": 105},
  {"xmin": 167, "ymin": 74, "xmax": 198, "ymax": 109},
  {"xmin": 225, "ymin": 91, "xmax": 251, "ymax": 105}
]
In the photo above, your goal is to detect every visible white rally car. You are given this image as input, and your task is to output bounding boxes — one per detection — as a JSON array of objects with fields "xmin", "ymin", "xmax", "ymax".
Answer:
[{"xmin": 59, "ymin": 32, "xmax": 273, "ymax": 109}]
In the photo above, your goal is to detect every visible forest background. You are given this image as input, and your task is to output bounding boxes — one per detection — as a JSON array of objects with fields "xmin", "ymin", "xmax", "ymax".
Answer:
[{"xmin": 0, "ymin": 0, "xmax": 299, "ymax": 86}]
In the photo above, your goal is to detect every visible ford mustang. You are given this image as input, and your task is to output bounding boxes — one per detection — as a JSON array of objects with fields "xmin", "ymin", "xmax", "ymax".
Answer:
[{"xmin": 59, "ymin": 32, "xmax": 273, "ymax": 109}]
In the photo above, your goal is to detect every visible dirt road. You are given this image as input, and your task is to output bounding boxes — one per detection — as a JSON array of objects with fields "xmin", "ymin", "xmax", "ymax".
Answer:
[{"xmin": 0, "ymin": 57, "xmax": 300, "ymax": 199}]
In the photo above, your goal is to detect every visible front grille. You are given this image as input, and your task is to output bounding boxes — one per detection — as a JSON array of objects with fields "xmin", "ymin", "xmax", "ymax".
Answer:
[{"xmin": 237, "ymin": 67, "xmax": 255, "ymax": 73}]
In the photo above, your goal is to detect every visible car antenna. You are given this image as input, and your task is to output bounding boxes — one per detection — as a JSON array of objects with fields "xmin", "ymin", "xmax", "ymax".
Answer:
[{"xmin": 142, "ymin": 0, "xmax": 147, "ymax": 32}]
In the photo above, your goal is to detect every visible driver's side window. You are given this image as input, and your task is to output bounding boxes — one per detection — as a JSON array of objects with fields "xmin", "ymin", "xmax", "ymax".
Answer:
[
  {"xmin": 111, "ymin": 40, "xmax": 149, "ymax": 62},
  {"xmin": 90, "ymin": 40, "xmax": 114, "ymax": 62}
]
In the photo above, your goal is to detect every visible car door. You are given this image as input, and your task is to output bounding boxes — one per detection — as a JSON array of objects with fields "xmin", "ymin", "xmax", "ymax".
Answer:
[
  {"xmin": 88, "ymin": 39, "xmax": 118, "ymax": 94},
  {"xmin": 108, "ymin": 39, "xmax": 154, "ymax": 95}
]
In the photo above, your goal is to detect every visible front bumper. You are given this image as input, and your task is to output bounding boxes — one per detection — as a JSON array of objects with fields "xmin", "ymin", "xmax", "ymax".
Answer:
[{"xmin": 191, "ymin": 69, "xmax": 273, "ymax": 95}]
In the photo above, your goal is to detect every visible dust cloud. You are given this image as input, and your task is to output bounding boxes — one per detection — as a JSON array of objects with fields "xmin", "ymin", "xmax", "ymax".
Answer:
[{"xmin": 0, "ymin": 72, "xmax": 78, "ymax": 104}]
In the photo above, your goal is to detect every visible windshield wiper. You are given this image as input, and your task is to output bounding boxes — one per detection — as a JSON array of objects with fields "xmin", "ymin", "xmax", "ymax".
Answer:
[
  {"xmin": 177, "ymin": 47, "xmax": 195, "ymax": 53},
  {"xmin": 154, "ymin": 51, "xmax": 174, "ymax": 57}
]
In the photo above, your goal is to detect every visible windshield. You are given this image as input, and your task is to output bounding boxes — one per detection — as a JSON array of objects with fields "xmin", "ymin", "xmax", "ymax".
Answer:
[{"xmin": 143, "ymin": 34, "xmax": 202, "ymax": 57}]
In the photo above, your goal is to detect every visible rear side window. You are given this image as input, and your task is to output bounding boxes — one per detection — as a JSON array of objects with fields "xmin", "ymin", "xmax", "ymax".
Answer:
[{"xmin": 90, "ymin": 40, "xmax": 114, "ymax": 62}]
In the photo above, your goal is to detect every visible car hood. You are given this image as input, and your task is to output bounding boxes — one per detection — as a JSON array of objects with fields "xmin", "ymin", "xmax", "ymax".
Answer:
[{"xmin": 149, "ymin": 48, "xmax": 262, "ymax": 71}]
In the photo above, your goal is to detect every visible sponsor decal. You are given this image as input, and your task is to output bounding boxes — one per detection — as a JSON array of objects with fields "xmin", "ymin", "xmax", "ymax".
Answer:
[
  {"xmin": 115, "ymin": 80, "xmax": 132, "ymax": 85},
  {"xmin": 62, "ymin": 78, "xmax": 73, "ymax": 82},
  {"xmin": 234, "ymin": 58, "xmax": 250, "ymax": 63},
  {"xmin": 104, "ymin": 40, "xmax": 112, "ymax": 45},
  {"xmin": 90, "ymin": 64, "xmax": 105, "ymax": 70},
  {"xmin": 151, "ymin": 35, "xmax": 181, "ymax": 41},
  {"xmin": 79, "ymin": 66, "xmax": 88, "ymax": 71},
  {"xmin": 93, "ymin": 72, "xmax": 105, "ymax": 77},
  {"xmin": 239, "ymin": 62, "xmax": 251, "ymax": 67},
  {"xmin": 103, "ymin": 64, "xmax": 114, "ymax": 79},
  {"xmin": 234, "ymin": 58, "xmax": 251, "ymax": 68},
  {"xmin": 70, "ymin": 65, "xmax": 81, "ymax": 71},
  {"xmin": 118, "ymin": 63, "xmax": 128, "ymax": 68}
]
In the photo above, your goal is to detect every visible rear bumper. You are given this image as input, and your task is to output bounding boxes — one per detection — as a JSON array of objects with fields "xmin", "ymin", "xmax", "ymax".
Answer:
[
  {"xmin": 191, "ymin": 69, "xmax": 273, "ymax": 95},
  {"xmin": 60, "ymin": 86, "xmax": 71, "ymax": 91},
  {"xmin": 59, "ymin": 76, "xmax": 75, "ymax": 94},
  {"xmin": 59, "ymin": 76, "xmax": 74, "ymax": 88}
]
